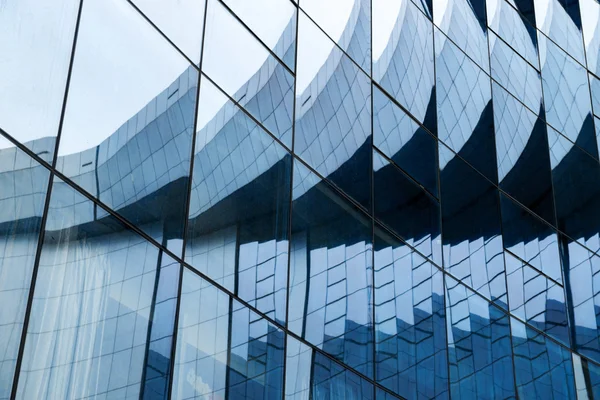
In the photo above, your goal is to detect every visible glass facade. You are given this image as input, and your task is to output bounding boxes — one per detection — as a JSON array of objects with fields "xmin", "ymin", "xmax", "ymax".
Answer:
[{"xmin": 1, "ymin": 0, "xmax": 600, "ymax": 398}]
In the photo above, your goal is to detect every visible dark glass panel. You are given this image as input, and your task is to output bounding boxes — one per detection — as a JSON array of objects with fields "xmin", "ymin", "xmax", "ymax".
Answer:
[
  {"xmin": 312, "ymin": 351, "xmax": 374, "ymax": 399},
  {"xmin": 439, "ymin": 144, "xmax": 508, "ymax": 308},
  {"xmin": 572, "ymin": 353, "xmax": 600, "ymax": 398},
  {"xmin": 435, "ymin": 29, "xmax": 498, "ymax": 183},
  {"xmin": 500, "ymin": 194, "xmax": 562, "ymax": 283},
  {"xmin": 445, "ymin": 276, "xmax": 516, "ymax": 399},
  {"xmin": 547, "ymin": 127, "xmax": 600, "ymax": 253},
  {"xmin": 185, "ymin": 77, "xmax": 291, "ymax": 324},
  {"xmin": 492, "ymin": 82, "xmax": 556, "ymax": 225},
  {"xmin": 374, "ymin": 226, "xmax": 448, "ymax": 399},
  {"xmin": 288, "ymin": 160, "xmax": 373, "ymax": 377},
  {"xmin": 373, "ymin": 86, "xmax": 438, "ymax": 197},
  {"xmin": 373, "ymin": 150, "xmax": 441, "ymax": 265}
]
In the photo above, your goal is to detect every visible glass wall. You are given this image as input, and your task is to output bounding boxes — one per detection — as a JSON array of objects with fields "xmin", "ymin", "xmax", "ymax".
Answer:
[{"xmin": 1, "ymin": 0, "xmax": 600, "ymax": 398}]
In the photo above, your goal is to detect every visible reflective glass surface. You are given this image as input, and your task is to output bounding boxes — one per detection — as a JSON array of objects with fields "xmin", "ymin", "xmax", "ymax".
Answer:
[
  {"xmin": 289, "ymin": 161, "xmax": 373, "ymax": 377},
  {"xmin": 4, "ymin": 0, "xmax": 600, "ymax": 396}
]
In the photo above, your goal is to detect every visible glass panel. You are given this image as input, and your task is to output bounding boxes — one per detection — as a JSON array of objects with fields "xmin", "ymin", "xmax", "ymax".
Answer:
[
  {"xmin": 374, "ymin": 226, "xmax": 448, "ymax": 399},
  {"xmin": 435, "ymin": 28, "xmax": 498, "ymax": 183},
  {"xmin": 222, "ymin": 0, "xmax": 297, "ymax": 70},
  {"xmin": 141, "ymin": 254, "xmax": 181, "ymax": 398},
  {"xmin": 492, "ymin": 82, "xmax": 556, "ymax": 224},
  {"xmin": 202, "ymin": 0, "xmax": 294, "ymax": 148},
  {"xmin": 0, "ymin": 0, "xmax": 79, "ymax": 162},
  {"xmin": 505, "ymin": 252, "xmax": 569, "ymax": 346},
  {"xmin": 572, "ymin": 352, "xmax": 600, "ymax": 398},
  {"xmin": 17, "ymin": 176, "xmax": 169, "ymax": 399},
  {"xmin": 56, "ymin": 0, "xmax": 198, "ymax": 253},
  {"xmin": 534, "ymin": 0, "xmax": 585, "ymax": 63},
  {"xmin": 295, "ymin": 13, "xmax": 372, "ymax": 209},
  {"xmin": 562, "ymin": 237, "xmax": 600, "ymax": 362},
  {"xmin": 433, "ymin": 0, "xmax": 490, "ymax": 71},
  {"xmin": 581, "ymin": 0, "xmax": 600, "ymax": 75},
  {"xmin": 547, "ymin": 127, "xmax": 600, "ymax": 254},
  {"xmin": 172, "ymin": 268, "xmax": 285, "ymax": 399},
  {"xmin": 373, "ymin": 150, "xmax": 441, "ymax": 265},
  {"xmin": 288, "ymin": 161, "xmax": 373, "ymax": 377},
  {"xmin": 539, "ymin": 34, "xmax": 598, "ymax": 158},
  {"xmin": 511, "ymin": 317, "xmax": 576, "ymax": 399},
  {"xmin": 372, "ymin": 0, "xmax": 436, "ymax": 132},
  {"xmin": 486, "ymin": 0, "xmax": 539, "ymax": 68},
  {"xmin": 445, "ymin": 276, "xmax": 516, "ymax": 399},
  {"xmin": 301, "ymin": 0, "xmax": 371, "ymax": 73},
  {"xmin": 285, "ymin": 336, "xmax": 312, "ymax": 400},
  {"xmin": 131, "ymin": 0, "xmax": 206, "ymax": 64},
  {"xmin": 312, "ymin": 351, "xmax": 374, "ymax": 399},
  {"xmin": 185, "ymin": 76, "xmax": 291, "ymax": 324},
  {"xmin": 373, "ymin": 86, "xmax": 438, "ymax": 196},
  {"xmin": 489, "ymin": 31, "xmax": 543, "ymax": 113},
  {"xmin": 500, "ymin": 193, "xmax": 562, "ymax": 283},
  {"xmin": 590, "ymin": 73, "xmax": 600, "ymax": 118},
  {"xmin": 439, "ymin": 143, "xmax": 508, "ymax": 308},
  {"xmin": 0, "ymin": 147, "xmax": 50, "ymax": 398}
]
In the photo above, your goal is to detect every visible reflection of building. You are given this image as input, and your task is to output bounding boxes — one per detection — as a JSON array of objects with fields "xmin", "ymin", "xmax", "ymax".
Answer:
[{"xmin": 2, "ymin": 0, "xmax": 600, "ymax": 398}]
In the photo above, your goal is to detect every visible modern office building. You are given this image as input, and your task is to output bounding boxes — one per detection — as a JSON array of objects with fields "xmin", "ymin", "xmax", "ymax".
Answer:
[{"xmin": 1, "ymin": 0, "xmax": 600, "ymax": 398}]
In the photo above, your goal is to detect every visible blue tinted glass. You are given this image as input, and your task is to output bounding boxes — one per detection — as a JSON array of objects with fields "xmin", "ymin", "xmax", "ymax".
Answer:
[
  {"xmin": 534, "ymin": 0, "xmax": 585, "ymax": 64},
  {"xmin": 301, "ymin": 0, "xmax": 371, "ymax": 73},
  {"xmin": 500, "ymin": 193, "xmax": 562, "ymax": 283},
  {"xmin": 295, "ymin": 13, "xmax": 372, "ymax": 210},
  {"xmin": 222, "ymin": 0, "xmax": 297, "ymax": 71},
  {"xmin": 486, "ymin": 0, "xmax": 539, "ymax": 67},
  {"xmin": 312, "ymin": 351, "xmax": 374, "ymax": 399},
  {"xmin": 572, "ymin": 353, "xmax": 600, "ymax": 398},
  {"xmin": 492, "ymin": 82, "xmax": 556, "ymax": 224},
  {"xmin": 547, "ymin": 127, "xmax": 600, "ymax": 253},
  {"xmin": 373, "ymin": 151, "xmax": 441, "ymax": 265},
  {"xmin": 539, "ymin": 35, "xmax": 598, "ymax": 158},
  {"xmin": 373, "ymin": 86, "xmax": 439, "ymax": 197},
  {"xmin": 581, "ymin": 0, "xmax": 600, "ymax": 75},
  {"xmin": 433, "ymin": 0, "xmax": 490, "ymax": 71},
  {"xmin": 439, "ymin": 144, "xmax": 508, "ymax": 308},
  {"xmin": 374, "ymin": 226, "xmax": 448, "ymax": 399},
  {"xmin": 17, "ymin": 177, "xmax": 166, "ymax": 399},
  {"xmin": 141, "ymin": 254, "xmax": 180, "ymax": 398},
  {"xmin": 489, "ymin": 31, "xmax": 543, "ymax": 112},
  {"xmin": 589, "ymin": 73, "xmax": 600, "ymax": 119},
  {"xmin": 172, "ymin": 268, "xmax": 285, "ymax": 399},
  {"xmin": 372, "ymin": 0, "xmax": 436, "ymax": 133},
  {"xmin": 288, "ymin": 161, "xmax": 373, "ymax": 377},
  {"xmin": 285, "ymin": 336, "xmax": 312, "ymax": 400},
  {"xmin": 202, "ymin": 0, "xmax": 294, "ymax": 148},
  {"xmin": 511, "ymin": 317, "xmax": 576, "ymax": 399},
  {"xmin": 0, "ymin": 146, "xmax": 50, "ymax": 398},
  {"xmin": 445, "ymin": 276, "xmax": 516, "ymax": 399},
  {"xmin": 57, "ymin": 0, "xmax": 198, "ymax": 255},
  {"xmin": 435, "ymin": 29, "xmax": 498, "ymax": 183},
  {"xmin": 185, "ymin": 77, "xmax": 291, "ymax": 324},
  {"xmin": 505, "ymin": 252, "xmax": 569, "ymax": 346},
  {"xmin": 0, "ymin": 0, "xmax": 79, "ymax": 163},
  {"xmin": 561, "ymin": 236, "xmax": 600, "ymax": 362}
]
